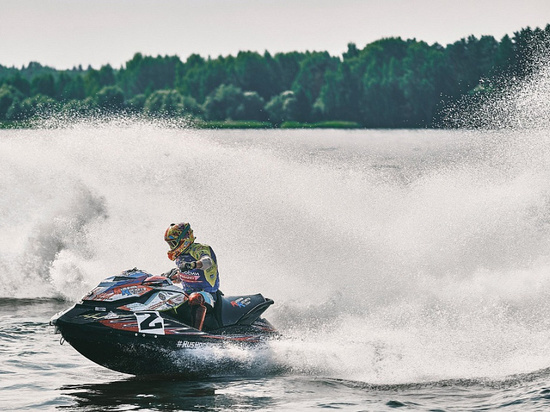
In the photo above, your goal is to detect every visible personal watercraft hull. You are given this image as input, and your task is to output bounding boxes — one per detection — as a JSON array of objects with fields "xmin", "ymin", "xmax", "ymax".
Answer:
[
  {"xmin": 54, "ymin": 305, "xmax": 275, "ymax": 375},
  {"xmin": 51, "ymin": 269, "xmax": 277, "ymax": 376}
]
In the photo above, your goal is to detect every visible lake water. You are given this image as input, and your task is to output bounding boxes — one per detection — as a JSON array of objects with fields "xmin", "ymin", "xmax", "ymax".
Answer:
[{"xmin": 1, "ymin": 113, "xmax": 550, "ymax": 410}]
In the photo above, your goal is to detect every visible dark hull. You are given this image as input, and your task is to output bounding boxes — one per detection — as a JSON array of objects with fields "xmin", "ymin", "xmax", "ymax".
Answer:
[
  {"xmin": 54, "ymin": 308, "xmax": 277, "ymax": 376},
  {"xmin": 62, "ymin": 328, "xmax": 180, "ymax": 376}
]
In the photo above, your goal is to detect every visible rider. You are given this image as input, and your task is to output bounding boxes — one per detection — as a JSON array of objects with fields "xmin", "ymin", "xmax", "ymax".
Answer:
[{"xmin": 164, "ymin": 222, "xmax": 219, "ymax": 331}]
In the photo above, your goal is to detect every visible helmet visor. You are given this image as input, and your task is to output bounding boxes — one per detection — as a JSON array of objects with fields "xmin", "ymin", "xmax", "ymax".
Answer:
[{"xmin": 166, "ymin": 238, "xmax": 180, "ymax": 249}]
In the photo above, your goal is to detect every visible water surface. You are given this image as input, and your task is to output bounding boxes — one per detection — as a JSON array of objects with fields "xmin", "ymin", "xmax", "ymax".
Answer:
[{"xmin": 2, "ymin": 125, "xmax": 550, "ymax": 410}]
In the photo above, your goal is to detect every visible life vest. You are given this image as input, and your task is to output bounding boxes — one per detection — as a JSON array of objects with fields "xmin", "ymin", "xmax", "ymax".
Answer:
[{"xmin": 174, "ymin": 243, "xmax": 219, "ymax": 293}]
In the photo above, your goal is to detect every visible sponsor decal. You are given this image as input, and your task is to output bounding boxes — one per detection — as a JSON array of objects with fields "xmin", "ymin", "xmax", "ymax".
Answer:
[
  {"xmin": 83, "ymin": 312, "xmax": 109, "ymax": 320},
  {"xmin": 147, "ymin": 301, "xmax": 168, "ymax": 311},
  {"xmin": 84, "ymin": 284, "xmax": 150, "ymax": 301},
  {"xmin": 94, "ymin": 292, "xmax": 114, "ymax": 301},
  {"xmin": 179, "ymin": 273, "xmax": 200, "ymax": 282},
  {"xmin": 176, "ymin": 341, "xmax": 208, "ymax": 349},
  {"xmin": 99, "ymin": 316, "xmax": 138, "ymax": 332},
  {"xmin": 119, "ymin": 293, "xmax": 186, "ymax": 312},
  {"xmin": 231, "ymin": 297, "xmax": 251, "ymax": 308},
  {"xmin": 121, "ymin": 286, "xmax": 149, "ymax": 296}
]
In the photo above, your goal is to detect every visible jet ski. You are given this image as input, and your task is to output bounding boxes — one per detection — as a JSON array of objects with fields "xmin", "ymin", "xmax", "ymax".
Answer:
[{"xmin": 50, "ymin": 268, "xmax": 277, "ymax": 376}]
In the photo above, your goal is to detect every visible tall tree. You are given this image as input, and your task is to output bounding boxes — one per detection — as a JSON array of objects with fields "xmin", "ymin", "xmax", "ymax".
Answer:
[
  {"xmin": 292, "ymin": 52, "xmax": 339, "ymax": 121},
  {"xmin": 31, "ymin": 73, "xmax": 56, "ymax": 98}
]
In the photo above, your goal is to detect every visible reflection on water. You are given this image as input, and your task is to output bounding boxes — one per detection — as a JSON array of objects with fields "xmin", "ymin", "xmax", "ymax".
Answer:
[
  {"xmin": 60, "ymin": 379, "xmax": 221, "ymax": 411},
  {"xmin": 57, "ymin": 374, "xmax": 550, "ymax": 412}
]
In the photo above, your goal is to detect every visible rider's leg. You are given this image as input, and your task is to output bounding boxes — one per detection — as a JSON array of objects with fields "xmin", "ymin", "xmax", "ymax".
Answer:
[{"xmin": 188, "ymin": 292, "xmax": 214, "ymax": 331}]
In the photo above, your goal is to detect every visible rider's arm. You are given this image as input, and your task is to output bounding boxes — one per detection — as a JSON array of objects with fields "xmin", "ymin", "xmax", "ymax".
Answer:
[
  {"xmin": 195, "ymin": 255, "xmax": 213, "ymax": 270},
  {"xmin": 179, "ymin": 255, "xmax": 213, "ymax": 271}
]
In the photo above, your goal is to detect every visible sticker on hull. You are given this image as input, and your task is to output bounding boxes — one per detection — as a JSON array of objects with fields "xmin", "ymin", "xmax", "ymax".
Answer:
[{"xmin": 135, "ymin": 311, "xmax": 165, "ymax": 335}]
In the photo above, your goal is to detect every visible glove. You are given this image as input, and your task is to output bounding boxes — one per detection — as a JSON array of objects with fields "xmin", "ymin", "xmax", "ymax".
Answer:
[
  {"xmin": 182, "ymin": 261, "xmax": 197, "ymax": 271},
  {"xmin": 164, "ymin": 268, "xmax": 180, "ymax": 280}
]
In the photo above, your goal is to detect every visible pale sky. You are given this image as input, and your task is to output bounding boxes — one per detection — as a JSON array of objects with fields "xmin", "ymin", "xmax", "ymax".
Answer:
[{"xmin": 2, "ymin": 0, "xmax": 549, "ymax": 69}]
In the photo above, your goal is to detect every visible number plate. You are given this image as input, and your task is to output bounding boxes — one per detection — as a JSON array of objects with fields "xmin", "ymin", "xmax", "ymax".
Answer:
[{"xmin": 135, "ymin": 311, "xmax": 165, "ymax": 335}]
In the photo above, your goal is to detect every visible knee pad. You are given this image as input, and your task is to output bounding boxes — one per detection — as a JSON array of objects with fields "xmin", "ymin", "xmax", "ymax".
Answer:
[
  {"xmin": 188, "ymin": 292, "xmax": 205, "ymax": 306},
  {"xmin": 188, "ymin": 291, "xmax": 214, "ymax": 308}
]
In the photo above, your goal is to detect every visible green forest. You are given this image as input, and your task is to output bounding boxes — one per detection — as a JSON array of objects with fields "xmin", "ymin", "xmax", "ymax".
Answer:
[{"xmin": 0, "ymin": 25, "xmax": 548, "ymax": 128}]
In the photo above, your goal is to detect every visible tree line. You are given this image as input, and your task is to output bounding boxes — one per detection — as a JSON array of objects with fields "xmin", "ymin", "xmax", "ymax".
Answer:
[{"xmin": 0, "ymin": 25, "xmax": 548, "ymax": 128}]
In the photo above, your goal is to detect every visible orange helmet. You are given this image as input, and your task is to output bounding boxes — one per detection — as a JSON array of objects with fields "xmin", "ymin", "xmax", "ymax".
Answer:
[{"xmin": 165, "ymin": 222, "xmax": 195, "ymax": 260}]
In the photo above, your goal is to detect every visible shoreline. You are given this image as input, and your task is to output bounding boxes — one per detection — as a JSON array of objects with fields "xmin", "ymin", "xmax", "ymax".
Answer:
[{"xmin": 0, "ymin": 119, "xmax": 420, "ymax": 130}]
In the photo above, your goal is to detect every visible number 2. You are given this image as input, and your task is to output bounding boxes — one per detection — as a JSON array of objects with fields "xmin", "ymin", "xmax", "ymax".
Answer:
[{"xmin": 135, "ymin": 311, "xmax": 165, "ymax": 335}]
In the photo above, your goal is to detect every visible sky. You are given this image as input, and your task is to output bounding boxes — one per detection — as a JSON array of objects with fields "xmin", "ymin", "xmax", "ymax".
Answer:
[{"xmin": 2, "ymin": 0, "xmax": 550, "ymax": 70}]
